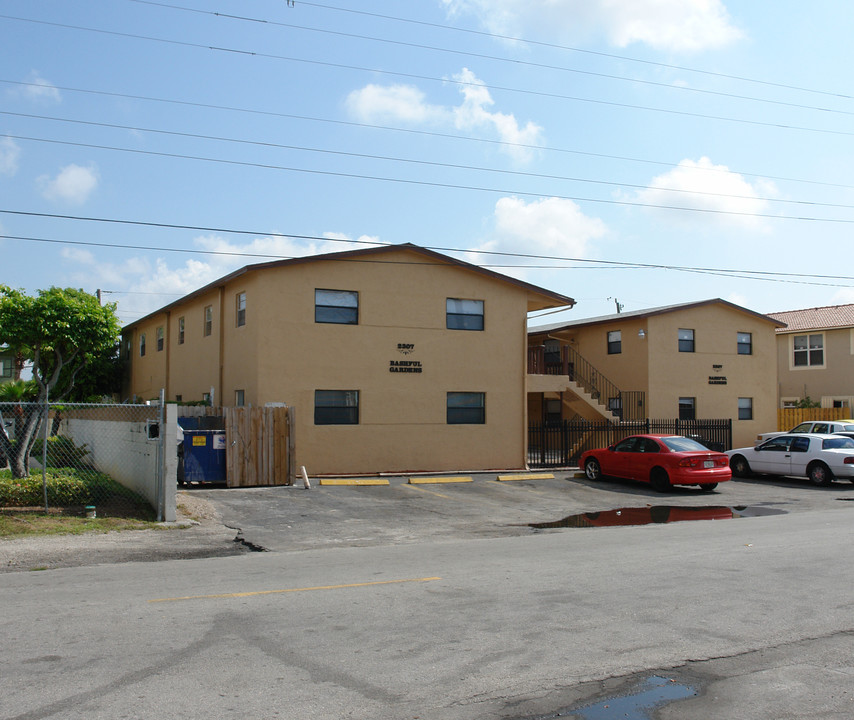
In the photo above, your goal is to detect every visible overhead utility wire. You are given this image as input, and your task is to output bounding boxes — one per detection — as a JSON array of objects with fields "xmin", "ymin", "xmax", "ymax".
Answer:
[
  {"xmin": 4, "ymin": 78, "xmax": 851, "ymax": 193},
  {"xmin": 2, "ymin": 14, "xmax": 851, "ymax": 138},
  {"xmin": 289, "ymin": 0, "xmax": 854, "ymax": 102},
  {"xmin": 9, "ymin": 133, "xmax": 854, "ymax": 224},
  {"xmin": 128, "ymin": 0, "xmax": 854, "ymax": 119},
  {"xmin": 10, "ymin": 111, "xmax": 854, "ymax": 212},
  {"xmin": 3, "ymin": 211, "xmax": 854, "ymax": 286}
]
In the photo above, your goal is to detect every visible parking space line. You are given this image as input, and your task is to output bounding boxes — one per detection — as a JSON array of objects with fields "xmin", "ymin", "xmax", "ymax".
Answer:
[
  {"xmin": 497, "ymin": 473, "xmax": 555, "ymax": 482},
  {"xmin": 408, "ymin": 476, "xmax": 473, "ymax": 484},
  {"xmin": 318, "ymin": 478, "xmax": 390, "ymax": 486},
  {"xmin": 149, "ymin": 576, "xmax": 442, "ymax": 603},
  {"xmin": 402, "ymin": 484, "xmax": 452, "ymax": 499}
]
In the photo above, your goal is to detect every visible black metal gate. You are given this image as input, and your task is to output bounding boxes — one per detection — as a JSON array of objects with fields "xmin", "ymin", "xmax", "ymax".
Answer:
[{"xmin": 528, "ymin": 419, "xmax": 732, "ymax": 468}]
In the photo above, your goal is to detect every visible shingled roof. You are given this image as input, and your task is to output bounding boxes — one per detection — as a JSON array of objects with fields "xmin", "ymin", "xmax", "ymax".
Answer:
[{"xmin": 767, "ymin": 304, "xmax": 854, "ymax": 333}]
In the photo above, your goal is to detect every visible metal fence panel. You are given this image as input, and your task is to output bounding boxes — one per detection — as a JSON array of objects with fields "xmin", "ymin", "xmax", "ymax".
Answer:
[{"xmin": 0, "ymin": 401, "xmax": 176, "ymax": 520}]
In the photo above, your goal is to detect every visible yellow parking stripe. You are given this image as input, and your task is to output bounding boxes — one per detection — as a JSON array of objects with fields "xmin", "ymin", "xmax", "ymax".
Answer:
[
  {"xmin": 408, "ymin": 476, "xmax": 473, "ymax": 484},
  {"xmin": 496, "ymin": 473, "xmax": 555, "ymax": 482},
  {"xmin": 318, "ymin": 478, "xmax": 389, "ymax": 486},
  {"xmin": 150, "ymin": 576, "xmax": 442, "ymax": 603}
]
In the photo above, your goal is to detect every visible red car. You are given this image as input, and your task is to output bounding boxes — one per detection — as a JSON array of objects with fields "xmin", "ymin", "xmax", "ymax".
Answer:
[{"xmin": 580, "ymin": 434, "xmax": 731, "ymax": 492}]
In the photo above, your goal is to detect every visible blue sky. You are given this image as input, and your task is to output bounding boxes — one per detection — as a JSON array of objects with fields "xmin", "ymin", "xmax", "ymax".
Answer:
[{"xmin": 2, "ymin": 0, "xmax": 853, "ymax": 327}]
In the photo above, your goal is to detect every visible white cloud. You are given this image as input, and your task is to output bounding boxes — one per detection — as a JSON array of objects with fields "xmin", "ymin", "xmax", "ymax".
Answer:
[
  {"xmin": 0, "ymin": 137, "xmax": 20, "ymax": 176},
  {"xmin": 346, "ymin": 68, "xmax": 542, "ymax": 162},
  {"xmin": 631, "ymin": 157, "xmax": 776, "ymax": 230},
  {"xmin": 441, "ymin": 0, "xmax": 743, "ymax": 52},
  {"xmin": 38, "ymin": 164, "xmax": 99, "ymax": 205},
  {"xmin": 11, "ymin": 71, "xmax": 62, "ymax": 104},
  {"xmin": 472, "ymin": 196, "xmax": 607, "ymax": 266}
]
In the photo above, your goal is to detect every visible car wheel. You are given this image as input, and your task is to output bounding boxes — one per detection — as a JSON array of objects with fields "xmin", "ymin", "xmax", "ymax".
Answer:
[
  {"xmin": 699, "ymin": 483, "xmax": 718, "ymax": 492},
  {"xmin": 650, "ymin": 468, "xmax": 670, "ymax": 493},
  {"xmin": 730, "ymin": 455, "xmax": 752, "ymax": 478},
  {"xmin": 808, "ymin": 462, "xmax": 833, "ymax": 487},
  {"xmin": 584, "ymin": 458, "xmax": 601, "ymax": 481}
]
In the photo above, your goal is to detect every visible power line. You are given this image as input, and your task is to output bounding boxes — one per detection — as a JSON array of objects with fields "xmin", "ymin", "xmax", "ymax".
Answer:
[
  {"xmin": 4, "ymin": 78, "xmax": 852, "ymax": 193},
  {"xmin": 2, "ymin": 14, "xmax": 852, "ymax": 138},
  {"xmin": 9, "ymin": 111, "xmax": 854, "ymax": 212},
  {"xmin": 128, "ymin": 0, "xmax": 854, "ymax": 120}
]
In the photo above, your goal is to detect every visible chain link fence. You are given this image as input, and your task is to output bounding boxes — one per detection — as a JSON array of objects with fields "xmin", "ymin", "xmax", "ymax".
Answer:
[{"xmin": 0, "ymin": 401, "xmax": 177, "ymax": 521}]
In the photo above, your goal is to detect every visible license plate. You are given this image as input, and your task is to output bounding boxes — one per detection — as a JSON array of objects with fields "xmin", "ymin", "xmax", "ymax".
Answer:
[{"xmin": 703, "ymin": 460, "xmax": 715, "ymax": 469}]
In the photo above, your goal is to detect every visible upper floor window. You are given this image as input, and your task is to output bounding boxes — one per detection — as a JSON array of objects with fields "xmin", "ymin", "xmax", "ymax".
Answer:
[
  {"xmin": 235, "ymin": 389, "xmax": 245, "ymax": 407},
  {"xmin": 156, "ymin": 326, "xmax": 164, "ymax": 352},
  {"xmin": 678, "ymin": 396, "xmax": 696, "ymax": 420},
  {"xmin": 236, "ymin": 292, "xmax": 246, "ymax": 327},
  {"xmin": 204, "ymin": 306, "xmax": 213, "ymax": 337},
  {"xmin": 793, "ymin": 333, "xmax": 823, "ymax": 367},
  {"xmin": 447, "ymin": 392, "xmax": 485, "ymax": 424},
  {"xmin": 738, "ymin": 397, "xmax": 753, "ymax": 420},
  {"xmin": 678, "ymin": 328, "xmax": 695, "ymax": 353},
  {"xmin": 607, "ymin": 330, "xmax": 622, "ymax": 354},
  {"xmin": 139, "ymin": 333, "xmax": 146, "ymax": 357},
  {"xmin": 737, "ymin": 332, "xmax": 752, "ymax": 355},
  {"xmin": 0, "ymin": 358, "xmax": 12, "ymax": 378},
  {"xmin": 316, "ymin": 289, "xmax": 358, "ymax": 325},
  {"xmin": 178, "ymin": 316, "xmax": 185, "ymax": 345},
  {"xmin": 447, "ymin": 299, "xmax": 484, "ymax": 331},
  {"xmin": 315, "ymin": 390, "xmax": 359, "ymax": 424}
]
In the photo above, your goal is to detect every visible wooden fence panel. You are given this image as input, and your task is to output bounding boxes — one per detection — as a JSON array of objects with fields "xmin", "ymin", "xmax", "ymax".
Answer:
[
  {"xmin": 223, "ymin": 406, "xmax": 293, "ymax": 487},
  {"xmin": 777, "ymin": 407, "xmax": 847, "ymax": 431}
]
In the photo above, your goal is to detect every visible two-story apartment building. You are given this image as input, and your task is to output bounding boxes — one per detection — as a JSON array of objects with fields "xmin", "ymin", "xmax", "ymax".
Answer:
[
  {"xmin": 528, "ymin": 299, "xmax": 784, "ymax": 448},
  {"xmin": 122, "ymin": 243, "xmax": 575, "ymax": 475},
  {"xmin": 767, "ymin": 304, "xmax": 854, "ymax": 410}
]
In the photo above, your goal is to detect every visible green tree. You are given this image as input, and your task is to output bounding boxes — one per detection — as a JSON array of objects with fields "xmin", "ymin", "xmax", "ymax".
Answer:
[{"xmin": 0, "ymin": 287, "xmax": 121, "ymax": 477}]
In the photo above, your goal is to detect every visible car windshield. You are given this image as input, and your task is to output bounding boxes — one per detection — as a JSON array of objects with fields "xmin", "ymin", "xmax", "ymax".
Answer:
[
  {"xmin": 823, "ymin": 437, "xmax": 854, "ymax": 450},
  {"xmin": 660, "ymin": 436, "xmax": 709, "ymax": 452}
]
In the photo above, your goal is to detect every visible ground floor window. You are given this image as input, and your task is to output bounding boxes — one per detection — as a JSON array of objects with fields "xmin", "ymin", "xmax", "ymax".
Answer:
[
  {"xmin": 235, "ymin": 389, "xmax": 245, "ymax": 407},
  {"xmin": 315, "ymin": 390, "xmax": 359, "ymax": 425},
  {"xmin": 738, "ymin": 397, "xmax": 753, "ymax": 420},
  {"xmin": 678, "ymin": 397, "xmax": 696, "ymax": 420},
  {"xmin": 447, "ymin": 392, "xmax": 485, "ymax": 424}
]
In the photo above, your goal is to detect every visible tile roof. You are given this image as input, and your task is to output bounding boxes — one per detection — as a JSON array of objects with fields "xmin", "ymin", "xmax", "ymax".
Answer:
[{"xmin": 766, "ymin": 304, "xmax": 854, "ymax": 333}]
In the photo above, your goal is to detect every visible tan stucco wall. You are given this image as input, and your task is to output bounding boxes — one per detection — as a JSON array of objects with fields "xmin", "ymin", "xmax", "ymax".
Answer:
[
  {"xmin": 124, "ymin": 248, "xmax": 539, "ymax": 474},
  {"xmin": 528, "ymin": 303, "xmax": 778, "ymax": 447},
  {"xmin": 776, "ymin": 328, "xmax": 854, "ymax": 407}
]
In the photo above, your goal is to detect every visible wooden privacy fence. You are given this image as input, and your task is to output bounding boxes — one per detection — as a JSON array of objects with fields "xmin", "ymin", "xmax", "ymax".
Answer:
[
  {"xmin": 777, "ymin": 407, "xmax": 848, "ymax": 431},
  {"xmin": 223, "ymin": 406, "xmax": 295, "ymax": 487}
]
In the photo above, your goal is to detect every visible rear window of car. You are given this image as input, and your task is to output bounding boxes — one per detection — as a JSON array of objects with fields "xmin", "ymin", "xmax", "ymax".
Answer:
[
  {"xmin": 823, "ymin": 437, "xmax": 854, "ymax": 450},
  {"xmin": 842, "ymin": 424, "xmax": 854, "ymax": 432},
  {"xmin": 660, "ymin": 436, "xmax": 709, "ymax": 452}
]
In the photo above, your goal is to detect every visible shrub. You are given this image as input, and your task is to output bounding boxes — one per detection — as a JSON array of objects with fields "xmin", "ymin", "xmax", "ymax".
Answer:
[
  {"xmin": 31, "ymin": 435, "xmax": 90, "ymax": 470},
  {"xmin": 0, "ymin": 467, "xmax": 144, "ymax": 510}
]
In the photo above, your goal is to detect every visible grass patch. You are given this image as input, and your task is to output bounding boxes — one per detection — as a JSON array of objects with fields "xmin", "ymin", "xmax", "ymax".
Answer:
[{"xmin": 0, "ymin": 510, "xmax": 158, "ymax": 537}]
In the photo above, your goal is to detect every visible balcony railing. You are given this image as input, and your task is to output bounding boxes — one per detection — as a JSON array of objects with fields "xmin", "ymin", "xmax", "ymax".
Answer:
[{"xmin": 528, "ymin": 344, "xmax": 645, "ymax": 420}]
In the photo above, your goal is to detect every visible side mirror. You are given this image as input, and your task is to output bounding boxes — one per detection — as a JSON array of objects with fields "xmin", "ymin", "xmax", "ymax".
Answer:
[{"xmin": 607, "ymin": 445, "xmax": 615, "ymax": 452}]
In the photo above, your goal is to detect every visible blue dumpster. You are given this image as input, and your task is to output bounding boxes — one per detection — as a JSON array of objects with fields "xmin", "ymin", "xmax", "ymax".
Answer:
[{"xmin": 182, "ymin": 430, "xmax": 227, "ymax": 484}]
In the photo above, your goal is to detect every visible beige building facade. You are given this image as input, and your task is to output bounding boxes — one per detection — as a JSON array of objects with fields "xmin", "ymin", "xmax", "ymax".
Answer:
[
  {"xmin": 528, "ymin": 300, "xmax": 784, "ymax": 448},
  {"xmin": 767, "ymin": 304, "xmax": 854, "ymax": 411},
  {"xmin": 122, "ymin": 244, "xmax": 574, "ymax": 475}
]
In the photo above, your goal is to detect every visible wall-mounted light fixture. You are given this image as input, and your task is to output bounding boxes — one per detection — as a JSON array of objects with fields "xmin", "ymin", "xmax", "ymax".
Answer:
[{"xmin": 638, "ymin": 329, "xmax": 646, "ymax": 339}]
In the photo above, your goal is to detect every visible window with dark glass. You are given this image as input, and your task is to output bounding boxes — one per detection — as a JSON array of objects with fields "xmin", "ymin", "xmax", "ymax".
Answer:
[
  {"xmin": 315, "ymin": 390, "xmax": 359, "ymax": 425},
  {"xmin": 178, "ymin": 316, "xmax": 185, "ymax": 345},
  {"xmin": 607, "ymin": 330, "xmax": 622, "ymax": 354},
  {"xmin": 156, "ymin": 326, "xmax": 164, "ymax": 352},
  {"xmin": 235, "ymin": 389, "xmax": 245, "ymax": 407},
  {"xmin": 446, "ymin": 299, "xmax": 484, "ymax": 331},
  {"xmin": 678, "ymin": 328, "xmax": 695, "ymax": 353},
  {"xmin": 315, "ymin": 289, "xmax": 358, "ymax": 324},
  {"xmin": 608, "ymin": 397, "xmax": 622, "ymax": 418},
  {"xmin": 447, "ymin": 392, "xmax": 485, "ymax": 424},
  {"xmin": 0, "ymin": 358, "xmax": 12, "ymax": 378},
  {"xmin": 678, "ymin": 396, "xmax": 696, "ymax": 420},
  {"xmin": 738, "ymin": 397, "xmax": 753, "ymax": 420},
  {"xmin": 793, "ymin": 334, "xmax": 823, "ymax": 366},
  {"xmin": 204, "ymin": 306, "xmax": 213, "ymax": 337},
  {"xmin": 236, "ymin": 292, "xmax": 246, "ymax": 327},
  {"xmin": 139, "ymin": 333, "xmax": 146, "ymax": 357},
  {"xmin": 737, "ymin": 331, "xmax": 752, "ymax": 355}
]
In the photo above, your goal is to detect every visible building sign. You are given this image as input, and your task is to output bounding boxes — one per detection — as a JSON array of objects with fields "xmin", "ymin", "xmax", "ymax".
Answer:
[
  {"xmin": 391, "ymin": 343, "xmax": 421, "ymax": 372},
  {"xmin": 397, "ymin": 343, "xmax": 415, "ymax": 355},
  {"xmin": 708, "ymin": 376, "xmax": 727, "ymax": 385}
]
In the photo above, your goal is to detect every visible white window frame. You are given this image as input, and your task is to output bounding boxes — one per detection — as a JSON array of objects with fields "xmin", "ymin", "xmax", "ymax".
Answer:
[{"xmin": 791, "ymin": 333, "xmax": 825, "ymax": 369}]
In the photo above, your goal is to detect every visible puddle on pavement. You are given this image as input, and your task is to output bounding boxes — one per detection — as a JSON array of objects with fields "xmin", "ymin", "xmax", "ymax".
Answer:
[
  {"xmin": 530, "ymin": 505, "xmax": 787, "ymax": 529},
  {"xmin": 557, "ymin": 675, "xmax": 697, "ymax": 720}
]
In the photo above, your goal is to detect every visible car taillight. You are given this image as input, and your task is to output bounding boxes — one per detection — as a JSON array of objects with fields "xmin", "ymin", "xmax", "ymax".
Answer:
[
  {"xmin": 844, "ymin": 457, "xmax": 854, "ymax": 465},
  {"xmin": 678, "ymin": 458, "xmax": 699, "ymax": 467}
]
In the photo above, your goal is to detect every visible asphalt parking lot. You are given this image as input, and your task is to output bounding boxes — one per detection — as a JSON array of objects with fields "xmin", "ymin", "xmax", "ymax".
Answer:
[{"xmin": 190, "ymin": 469, "xmax": 854, "ymax": 553}]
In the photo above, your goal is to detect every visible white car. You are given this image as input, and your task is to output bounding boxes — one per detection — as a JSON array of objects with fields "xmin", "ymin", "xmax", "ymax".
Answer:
[
  {"xmin": 755, "ymin": 419, "xmax": 854, "ymax": 445},
  {"xmin": 728, "ymin": 433, "xmax": 854, "ymax": 486}
]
